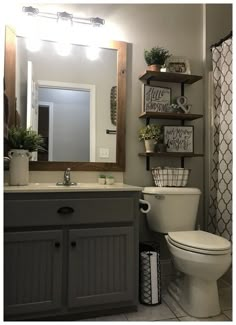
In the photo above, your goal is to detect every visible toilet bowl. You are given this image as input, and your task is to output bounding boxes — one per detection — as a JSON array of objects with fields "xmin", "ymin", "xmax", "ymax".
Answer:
[
  {"xmin": 142, "ymin": 187, "xmax": 232, "ymax": 318},
  {"xmin": 165, "ymin": 230, "xmax": 231, "ymax": 317}
]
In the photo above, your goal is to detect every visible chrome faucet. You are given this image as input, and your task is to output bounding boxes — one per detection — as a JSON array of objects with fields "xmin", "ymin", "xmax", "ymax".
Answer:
[
  {"xmin": 57, "ymin": 168, "xmax": 77, "ymax": 186},
  {"xmin": 64, "ymin": 168, "xmax": 71, "ymax": 185}
]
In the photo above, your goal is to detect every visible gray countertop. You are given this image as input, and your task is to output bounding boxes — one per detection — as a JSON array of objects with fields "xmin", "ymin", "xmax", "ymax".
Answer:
[{"xmin": 4, "ymin": 182, "xmax": 142, "ymax": 193}]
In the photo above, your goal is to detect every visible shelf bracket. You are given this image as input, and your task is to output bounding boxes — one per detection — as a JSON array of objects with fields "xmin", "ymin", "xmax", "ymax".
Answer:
[
  {"xmin": 181, "ymin": 83, "xmax": 185, "ymax": 96},
  {"xmin": 146, "ymin": 156, "xmax": 150, "ymax": 171}
]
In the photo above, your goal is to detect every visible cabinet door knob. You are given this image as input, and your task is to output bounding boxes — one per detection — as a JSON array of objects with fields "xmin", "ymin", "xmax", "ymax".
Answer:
[
  {"xmin": 71, "ymin": 241, "xmax": 76, "ymax": 247},
  {"xmin": 54, "ymin": 242, "xmax": 61, "ymax": 248},
  {"xmin": 57, "ymin": 206, "xmax": 74, "ymax": 215}
]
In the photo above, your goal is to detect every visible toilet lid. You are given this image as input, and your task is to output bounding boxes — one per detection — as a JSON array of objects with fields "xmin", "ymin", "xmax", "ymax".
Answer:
[{"xmin": 168, "ymin": 230, "xmax": 231, "ymax": 254}]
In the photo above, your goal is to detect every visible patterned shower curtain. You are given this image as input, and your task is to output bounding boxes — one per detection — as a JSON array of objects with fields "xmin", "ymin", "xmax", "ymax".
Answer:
[{"xmin": 207, "ymin": 37, "xmax": 232, "ymax": 241}]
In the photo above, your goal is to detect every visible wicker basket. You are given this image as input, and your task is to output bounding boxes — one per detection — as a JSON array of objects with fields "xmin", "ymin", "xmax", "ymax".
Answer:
[{"xmin": 151, "ymin": 167, "xmax": 191, "ymax": 187}]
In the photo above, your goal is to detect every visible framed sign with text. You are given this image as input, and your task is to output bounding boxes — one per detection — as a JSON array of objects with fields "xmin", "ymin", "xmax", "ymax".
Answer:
[
  {"xmin": 164, "ymin": 126, "xmax": 194, "ymax": 153},
  {"xmin": 142, "ymin": 84, "xmax": 171, "ymax": 113}
]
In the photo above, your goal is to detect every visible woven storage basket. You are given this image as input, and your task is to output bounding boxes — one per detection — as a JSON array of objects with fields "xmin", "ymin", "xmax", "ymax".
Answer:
[{"xmin": 151, "ymin": 167, "xmax": 191, "ymax": 187}]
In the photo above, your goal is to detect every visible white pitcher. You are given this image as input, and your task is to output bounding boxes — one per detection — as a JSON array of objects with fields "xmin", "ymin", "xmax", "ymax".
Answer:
[{"xmin": 8, "ymin": 149, "xmax": 31, "ymax": 186}]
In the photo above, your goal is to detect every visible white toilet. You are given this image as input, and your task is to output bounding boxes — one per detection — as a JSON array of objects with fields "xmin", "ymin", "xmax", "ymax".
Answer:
[{"xmin": 142, "ymin": 187, "xmax": 231, "ymax": 318}]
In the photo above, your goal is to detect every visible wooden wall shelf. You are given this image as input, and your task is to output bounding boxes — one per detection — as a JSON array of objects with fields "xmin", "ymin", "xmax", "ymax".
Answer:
[
  {"xmin": 138, "ymin": 152, "xmax": 204, "ymax": 158},
  {"xmin": 139, "ymin": 71, "xmax": 202, "ymax": 84},
  {"xmin": 138, "ymin": 70, "xmax": 203, "ymax": 170},
  {"xmin": 139, "ymin": 112, "xmax": 203, "ymax": 121}
]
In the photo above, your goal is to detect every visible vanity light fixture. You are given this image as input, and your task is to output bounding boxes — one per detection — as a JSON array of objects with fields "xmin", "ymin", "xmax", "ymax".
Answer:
[
  {"xmin": 22, "ymin": 6, "xmax": 105, "ymax": 28},
  {"xmin": 22, "ymin": 6, "xmax": 105, "ymax": 56},
  {"xmin": 55, "ymin": 11, "xmax": 73, "ymax": 56},
  {"xmin": 22, "ymin": 6, "xmax": 41, "ymax": 52}
]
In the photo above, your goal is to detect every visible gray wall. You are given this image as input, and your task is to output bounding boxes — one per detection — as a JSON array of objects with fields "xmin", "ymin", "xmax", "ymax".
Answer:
[{"xmin": 205, "ymin": 4, "xmax": 232, "ymax": 71}]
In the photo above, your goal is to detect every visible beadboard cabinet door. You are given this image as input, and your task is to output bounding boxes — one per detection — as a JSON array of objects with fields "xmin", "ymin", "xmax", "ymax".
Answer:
[
  {"xmin": 68, "ymin": 227, "xmax": 135, "ymax": 308},
  {"xmin": 4, "ymin": 230, "xmax": 63, "ymax": 315}
]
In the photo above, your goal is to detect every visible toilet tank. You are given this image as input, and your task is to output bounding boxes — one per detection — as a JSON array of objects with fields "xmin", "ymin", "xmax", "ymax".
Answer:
[{"xmin": 142, "ymin": 187, "xmax": 201, "ymax": 234}]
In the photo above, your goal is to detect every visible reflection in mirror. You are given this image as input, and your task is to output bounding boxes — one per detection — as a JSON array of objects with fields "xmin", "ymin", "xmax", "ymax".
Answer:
[
  {"xmin": 16, "ymin": 37, "xmax": 118, "ymax": 163},
  {"xmin": 5, "ymin": 24, "xmax": 127, "ymax": 171}
]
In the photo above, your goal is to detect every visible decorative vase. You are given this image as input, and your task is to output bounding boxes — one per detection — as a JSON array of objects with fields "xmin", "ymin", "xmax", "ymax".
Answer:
[
  {"xmin": 148, "ymin": 64, "xmax": 162, "ymax": 72},
  {"xmin": 8, "ymin": 149, "xmax": 30, "ymax": 185},
  {"xmin": 144, "ymin": 139, "xmax": 156, "ymax": 153}
]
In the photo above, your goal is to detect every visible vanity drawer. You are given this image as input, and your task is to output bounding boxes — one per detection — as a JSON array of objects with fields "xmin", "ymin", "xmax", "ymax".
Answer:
[{"xmin": 4, "ymin": 197, "xmax": 135, "ymax": 227}]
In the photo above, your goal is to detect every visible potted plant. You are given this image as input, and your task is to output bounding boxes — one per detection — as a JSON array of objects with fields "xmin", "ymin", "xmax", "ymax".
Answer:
[
  {"xmin": 106, "ymin": 175, "xmax": 115, "ymax": 185},
  {"xmin": 138, "ymin": 124, "xmax": 161, "ymax": 153},
  {"xmin": 7, "ymin": 127, "xmax": 45, "ymax": 186},
  {"xmin": 98, "ymin": 174, "xmax": 106, "ymax": 185},
  {"xmin": 144, "ymin": 46, "xmax": 171, "ymax": 72}
]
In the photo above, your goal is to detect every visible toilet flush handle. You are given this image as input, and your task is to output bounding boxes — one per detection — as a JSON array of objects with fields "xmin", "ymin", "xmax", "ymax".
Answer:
[
  {"xmin": 139, "ymin": 199, "xmax": 151, "ymax": 214},
  {"xmin": 155, "ymin": 194, "xmax": 165, "ymax": 200}
]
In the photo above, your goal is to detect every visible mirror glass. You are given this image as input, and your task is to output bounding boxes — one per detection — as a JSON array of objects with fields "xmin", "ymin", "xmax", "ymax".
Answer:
[{"xmin": 16, "ymin": 36, "xmax": 118, "ymax": 163}]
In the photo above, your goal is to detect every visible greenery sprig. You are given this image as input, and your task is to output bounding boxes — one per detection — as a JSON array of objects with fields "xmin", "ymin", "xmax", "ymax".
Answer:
[{"xmin": 8, "ymin": 127, "xmax": 46, "ymax": 152}]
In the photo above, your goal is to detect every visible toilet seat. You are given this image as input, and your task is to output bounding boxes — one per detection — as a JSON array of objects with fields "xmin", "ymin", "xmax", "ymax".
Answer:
[{"xmin": 167, "ymin": 230, "xmax": 231, "ymax": 255}]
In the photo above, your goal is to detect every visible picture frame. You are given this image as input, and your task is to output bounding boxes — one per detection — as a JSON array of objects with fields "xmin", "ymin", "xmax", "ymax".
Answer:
[
  {"xmin": 164, "ymin": 125, "xmax": 194, "ymax": 153},
  {"xmin": 165, "ymin": 56, "xmax": 191, "ymax": 74},
  {"xmin": 142, "ymin": 84, "xmax": 171, "ymax": 113}
]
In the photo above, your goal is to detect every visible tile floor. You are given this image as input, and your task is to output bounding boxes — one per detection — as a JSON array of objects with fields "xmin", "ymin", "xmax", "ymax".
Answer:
[{"xmin": 83, "ymin": 280, "xmax": 232, "ymax": 322}]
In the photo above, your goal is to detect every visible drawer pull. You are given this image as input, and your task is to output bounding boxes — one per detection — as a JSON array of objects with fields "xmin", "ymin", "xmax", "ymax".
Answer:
[
  {"xmin": 54, "ymin": 242, "xmax": 61, "ymax": 248},
  {"xmin": 71, "ymin": 241, "xmax": 77, "ymax": 247},
  {"xmin": 57, "ymin": 206, "xmax": 74, "ymax": 215}
]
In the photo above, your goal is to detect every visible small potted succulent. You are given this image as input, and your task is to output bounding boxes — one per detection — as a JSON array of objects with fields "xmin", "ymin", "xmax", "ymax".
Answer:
[
  {"xmin": 98, "ymin": 174, "xmax": 106, "ymax": 185},
  {"xmin": 7, "ymin": 127, "xmax": 45, "ymax": 186},
  {"xmin": 106, "ymin": 175, "xmax": 115, "ymax": 185},
  {"xmin": 144, "ymin": 46, "xmax": 171, "ymax": 72},
  {"xmin": 138, "ymin": 124, "xmax": 162, "ymax": 153}
]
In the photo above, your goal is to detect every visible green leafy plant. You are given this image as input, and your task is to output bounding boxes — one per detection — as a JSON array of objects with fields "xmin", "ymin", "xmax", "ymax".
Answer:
[
  {"xmin": 8, "ymin": 127, "xmax": 46, "ymax": 152},
  {"xmin": 138, "ymin": 124, "xmax": 162, "ymax": 141},
  {"xmin": 106, "ymin": 175, "xmax": 114, "ymax": 179},
  {"xmin": 99, "ymin": 174, "xmax": 106, "ymax": 178},
  {"xmin": 144, "ymin": 46, "xmax": 171, "ymax": 66}
]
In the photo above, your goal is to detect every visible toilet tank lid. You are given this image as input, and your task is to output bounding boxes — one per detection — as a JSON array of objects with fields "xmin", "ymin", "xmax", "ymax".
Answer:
[{"xmin": 142, "ymin": 187, "xmax": 201, "ymax": 195}]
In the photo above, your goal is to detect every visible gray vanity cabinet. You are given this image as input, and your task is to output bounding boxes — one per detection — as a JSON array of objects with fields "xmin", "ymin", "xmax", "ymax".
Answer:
[
  {"xmin": 4, "ymin": 230, "xmax": 63, "ymax": 315},
  {"xmin": 68, "ymin": 227, "xmax": 134, "ymax": 308},
  {"xmin": 4, "ymin": 190, "xmax": 139, "ymax": 320}
]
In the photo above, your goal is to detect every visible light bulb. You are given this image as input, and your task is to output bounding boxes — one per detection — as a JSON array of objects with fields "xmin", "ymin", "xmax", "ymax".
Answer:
[
  {"xmin": 86, "ymin": 46, "xmax": 100, "ymax": 61},
  {"xmin": 55, "ymin": 41, "xmax": 71, "ymax": 56},
  {"xmin": 55, "ymin": 11, "xmax": 73, "ymax": 56},
  {"xmin": 25, "ymin": 37, "xmax": 41, "ymax": 52},
  {"xmin": 23, "ymin": 8, "xmax": 41, "ymax": 52}
]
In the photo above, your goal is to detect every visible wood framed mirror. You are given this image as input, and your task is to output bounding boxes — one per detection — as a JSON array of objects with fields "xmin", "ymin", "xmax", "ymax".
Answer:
[{"xmin": 4, "ymin": 25, "xmax": 127, "ymax": 171}]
